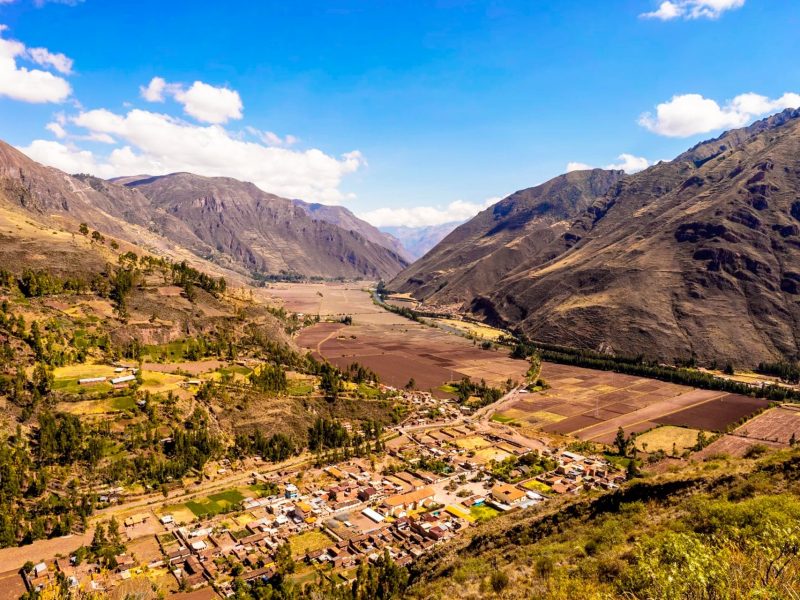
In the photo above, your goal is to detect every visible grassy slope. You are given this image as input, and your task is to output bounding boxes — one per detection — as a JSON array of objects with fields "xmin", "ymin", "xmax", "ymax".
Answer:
[{"xmin": 407, "ymin": 450, "xmax": 800, "ymax": 599}]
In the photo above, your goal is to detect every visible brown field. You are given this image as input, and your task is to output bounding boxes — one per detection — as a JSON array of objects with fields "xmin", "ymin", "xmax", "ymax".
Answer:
[
  {"xmin": 655, "ymin": 394, "xmax": 768, "ymax": 431},
  {"xmin": 261, "ymin": 283, "xmax": 374, "ymax": 316},
  {"xmin": 694, "ymin": 434, "xmax": 783, "ymax": 460},
  {"xmin": 501, "ymin": 363, "xmax": 768, "ymax": 444},
  {"xmin": 634, "ymin": 426, "xmax": 703, "ymax": 454},
  {"xmin": 284, "ymin": 285, "xmax": 529, "ymax": 395},
  {"xmin": 733, "ymin": 405, "xmax": 800, "ymax": 444}
]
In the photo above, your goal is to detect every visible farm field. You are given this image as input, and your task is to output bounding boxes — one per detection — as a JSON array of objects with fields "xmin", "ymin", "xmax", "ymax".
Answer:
[
  {"xmin": 495, "ymin": 363, "xmax": 769, "ymax": 444},
  {"xmin": 634, "ymin": 426, "xmax": 704, "ymax": 454},
  {"xmin": 165, "ymin": 489, "xmax": 246, "ymax": 522},
  {"xmin": 285, "ymin": 285, "xmax": 529, "ymax": 395},
  {"xmin": 732, "ymin": 405, "xmax": 800, "ymax": 445},
  {"xmin": 693, "ymin": 435, "xmax": 783, "ymax": 460},
  {"xmin": 289, "ymin": 530, "xmax": 334, "ymax": 557},
  {"xmin": 431, "ymin": 318, "xmax": 506, "ymax": 341}
]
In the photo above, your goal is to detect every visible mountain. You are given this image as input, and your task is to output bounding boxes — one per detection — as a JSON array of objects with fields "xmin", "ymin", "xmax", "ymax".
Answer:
[
  {"xmin": 120, "ymin": 173, "xmax": 409, "ymax": 279},
  {"xmin": 390, "ymin": 169, "xmax": 624, "ymax": 302},
  {"xmin": 0, "ymin": 141, "xmax": 408, "ymax": 280},
  {"xmin": 391, "ymin": 108, "xmax": 800, "ymax": 366},
  {"xmin": 380, "ymin": 222, "xmax": 463, "ymax": 260},
  {"xmin": 291, "ymin": 200, "xmax": 413, "ymax": 262}
]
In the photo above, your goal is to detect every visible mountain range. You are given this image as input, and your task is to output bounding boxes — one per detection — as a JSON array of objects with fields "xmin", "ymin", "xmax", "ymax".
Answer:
[
  {"xmin": 391, "ymin": 108, "xmax": 800, "ymax": 366},
  {"xmin": 0, "ymin": 141, "xmax": 408, "ymax": 281},
  {"xmin": 379, "ymin": 222, "xmax": 463, "ymax": 260}
]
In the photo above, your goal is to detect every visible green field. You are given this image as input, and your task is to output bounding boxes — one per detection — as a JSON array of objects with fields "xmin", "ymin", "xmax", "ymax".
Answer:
[
  {"xmin": 289, "ymin": 530, "xmax": 333, "ymax": 557},
  {"xmin": 490, "ymin": 413, "xmax": 516, "ymax": 424},
  {"xmin": 470, "ymin": 504, "xmax": 500, "ymax": 522},
  {"xmin": 522, "ymin": 480, "xmax": 552, "ymax": 494},
  {"xmin": 288, "ymin": 380, "xmax": 315, "ymax": 395},
  {"xmin": 182, "ymin": 489, "xmax": 245, "ymax": 517}
]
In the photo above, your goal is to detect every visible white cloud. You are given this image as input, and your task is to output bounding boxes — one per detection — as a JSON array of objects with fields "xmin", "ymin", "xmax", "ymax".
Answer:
[
  {"xmin": 45, "ymin": 121, "xmax": 66, "ymax": 138},
  {"xmin": 175, "ymin": 81, "xmax": 243, "ymax": 124},
  {"xmin": 139, "ymin": 76, "xmax": 243, "ymax": 124},
  {"xmin": 19, "ymin": 107, "xmax": 364, "ymax": 203},
  {"xmin": 26, "ymin": 46, "xmax": 73, "ymax": 74},
  {"xmin": 140, "ymin": 76, "xmax": 169, "ymax": 102},
  {"xmin": 0, "ymin": 25, "xmax": 72, "ymax": 103},
  {"xmin": 21, "ymin": 139, "xmax": 99, "ymax": 173},
  {"xmin": 359, "ymin": 197, "xmax": 499, "ymax": 228},
  {"xmin": 639, "ymin": 92, "xmax": 800, "ymax": 137},
  {"xmin": 245, "ymin": 126, "xmax": 299, "ymax": 147},
  {"xmin": 641, "ymin": 0, "xmax": 744, "ymax": 20},
  {"xmin": 566, "ymin": 153, "xmax": 650, "ymax": 174},
  {"xmin": 566, "ymin": 161, "xmax": 593, "ymax": 172}
]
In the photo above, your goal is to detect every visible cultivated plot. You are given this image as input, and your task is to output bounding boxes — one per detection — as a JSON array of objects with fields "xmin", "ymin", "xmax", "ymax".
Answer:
[
  {"xmin": 498, "ymin": 363, "xmax": 769, "ymax": 444},
  {"xmin": 288, "ymin": 286, "xmax": 529, "ymax": 394}
]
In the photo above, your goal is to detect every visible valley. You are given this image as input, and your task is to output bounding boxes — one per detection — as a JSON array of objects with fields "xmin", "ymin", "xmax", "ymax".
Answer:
[{"xmin": 2, "ymin": 264, "xmax": 798, "ymax": 599}]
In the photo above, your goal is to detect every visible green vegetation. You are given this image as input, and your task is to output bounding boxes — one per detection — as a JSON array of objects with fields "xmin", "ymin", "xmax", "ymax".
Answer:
[
  {"xmin": 182, "ymin": 489, "xmax": 245, "ymax": 517},
  {"xmin": 403, "ymin": 451, "xmax": 800, "ymax": 599},
  {"xmin": 470, "ymin": 504, "xmax": 500, "ymax": 522}
]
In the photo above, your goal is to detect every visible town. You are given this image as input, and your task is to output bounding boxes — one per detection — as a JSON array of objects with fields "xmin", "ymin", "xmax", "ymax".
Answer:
[{"xmin": 20, "ymin": 386, "xmax": 626, "ymax": 598}]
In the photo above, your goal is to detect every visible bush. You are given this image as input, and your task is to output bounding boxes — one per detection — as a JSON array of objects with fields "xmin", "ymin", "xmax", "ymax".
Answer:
[{"xmin": 489, "ymin": 570, "xmax": 509, "ymax": 593}]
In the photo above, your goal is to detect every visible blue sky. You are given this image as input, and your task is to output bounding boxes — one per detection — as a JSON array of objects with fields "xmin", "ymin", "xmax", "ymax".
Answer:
[{"xmin": 0, "ymin": 0, "xmax": 798, "ymax": 226}]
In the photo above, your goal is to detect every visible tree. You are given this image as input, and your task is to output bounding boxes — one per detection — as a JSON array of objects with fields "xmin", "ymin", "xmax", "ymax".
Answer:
[
  {"xmin": 723, "ymin": 363, "xmax": 735, "ymax": 375},
  {"xmin": 405, "ymin": 378, "xmax": 416, "ymax": 390},
  {"xmin": 626, "ymin": 458, "xmax": 640, "ymax": 480},
  {"xmin": 78, "ymin": 223, "xmax": 89, "ymax": 236},
  {"xmin": 614, "ymin": 427, "xmax": 629, "ymax": 457}
]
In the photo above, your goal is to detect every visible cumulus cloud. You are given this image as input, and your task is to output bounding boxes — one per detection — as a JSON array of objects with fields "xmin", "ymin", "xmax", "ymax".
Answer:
[
  {"xmin": 639, "ymin": 92, "xmax": 800, "ymax": 137},
  {"xmin": 359, "ymin": 197, "xmax": 500, "ymax": 228},
  {"xmin": 139, "ymin": 76, "xmax": 178, "ymax": 102},
  {"xmin": 245, "ymin": 126, "xmax": 299, "ymax": 147},
  {"xmin": 45, "ymin": 121, "xmax": 66, "ymax": 138},
  {"xmin": 20, "ymin": 107, "xmax": 364, "ymax": 203},
  {"xmin": 175, "ymin": 81, "xmax": 243, "ymax": 124},
  {"xmin": 641, "ymin": 0, "xmax": 744, "ymax": 20},
  {"xmin": 0, "ymin": 25, "xmax": 72, "ymax": 103},
  {"xmin": 567, "ymin": 153, "xmax": 650, "ymax": 174},
  {"xmin": 26, "ymin": 46, "xmax": 73, "ymax": 74},
  {"xmin": 140, "ymin": 76, "xmax": 242, "ymax": 124}
]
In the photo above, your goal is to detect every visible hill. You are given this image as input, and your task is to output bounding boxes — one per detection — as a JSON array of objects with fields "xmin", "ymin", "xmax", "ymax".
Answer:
[
  {"xmin": 390, "ymin": 169, "xmax": 624, "ymax": 304},
  {"xmin": 0, "ymin": 141, "xmax": 408, "ymax": 280},
  {"xmin": 391, "ymin": 109, "xmax": 800, "ymax": 366},
  {"xmin": 404, "ymin": 449, "xmax": 800, "ymax": 599},
  {"xmin": 292, "ymin": 200, "xmax": 413, "ymax": 262}
]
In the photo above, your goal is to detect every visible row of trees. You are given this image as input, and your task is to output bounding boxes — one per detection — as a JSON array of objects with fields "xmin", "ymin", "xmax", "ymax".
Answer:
[{"xmin": 511, "ymin": 338, "xmax": 800, "ymax": 402}]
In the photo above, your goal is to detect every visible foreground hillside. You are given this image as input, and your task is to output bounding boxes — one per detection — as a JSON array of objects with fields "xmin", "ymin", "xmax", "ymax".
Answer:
[
  {"xmin": 405, "ymin": 449, "xmax": 800, "ymax": 599},
  {"xmin": 0, "ymin": 141, "xmax": 408, "ymax": 280},
  {"xmin": 392, "ymin": 109, "xmax": 800, "ymax": 366}
]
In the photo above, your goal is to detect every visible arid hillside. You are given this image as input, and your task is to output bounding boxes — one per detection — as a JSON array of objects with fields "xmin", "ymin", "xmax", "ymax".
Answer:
[
  {"xmin": 392, "ymin": 109, "xmax": 800, "ymax": 366},
  {"xmin": 0, "ymin": 141, "xmax": 408, "ymax": 280}
]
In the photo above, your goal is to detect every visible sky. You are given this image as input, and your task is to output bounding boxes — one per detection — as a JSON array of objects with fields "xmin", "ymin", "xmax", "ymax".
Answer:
[{"xmin": 0, "ymin": 0, "xmax": 798, "ymax": 228}]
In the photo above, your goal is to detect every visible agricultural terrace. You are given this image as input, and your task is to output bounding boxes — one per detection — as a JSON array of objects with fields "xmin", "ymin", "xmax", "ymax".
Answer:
[{"xmin": 493, "ymin": 363, "xmax": 769, "ymax": 444}]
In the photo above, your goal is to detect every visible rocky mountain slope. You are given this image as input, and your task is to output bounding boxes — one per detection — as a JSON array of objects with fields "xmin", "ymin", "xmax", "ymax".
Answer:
[
  {"xmin": 391, "ymin": 109, "xmax": 800, "ymax": 366},
  {"xmin": 291, "ymin": 200, "xmax": 413, "ymax": 262},
  {"xmin": 390, "ymin": 169, "xmax": 624, "ymax": 302},
  {"xmin": 0, "ymin": 141, "xmax": 408, "ymax": 280},
  {"xmin": 120, "ymin": 172, "xmax": 408, "ymax": 279}
]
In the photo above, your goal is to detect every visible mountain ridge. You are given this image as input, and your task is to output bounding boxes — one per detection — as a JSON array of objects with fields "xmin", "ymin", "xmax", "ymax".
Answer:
[
  {"xmin": 391, "ymin": 108, "xmax": 800, "ymax": 366},
  {"xmin": 0, "ymin": 142, "xmax": 408, "ymax": 280}
]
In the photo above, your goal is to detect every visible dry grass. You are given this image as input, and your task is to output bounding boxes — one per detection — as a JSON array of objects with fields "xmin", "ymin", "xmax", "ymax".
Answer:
[{"xmin": 634, "ymin": 425, "xmax": 703, "ymax": 453}]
